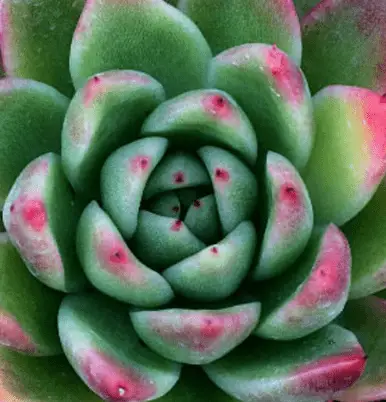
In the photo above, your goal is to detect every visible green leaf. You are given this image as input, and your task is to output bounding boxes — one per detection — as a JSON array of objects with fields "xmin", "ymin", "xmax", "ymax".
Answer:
[
  {"xmin": 58, "ymin": 293, "xmax": 181, "ymax": 402},
  {"xmin": 303, "ymin": 86, "xmax": 386, "ymax": 225},
  {"xmin": 0, "ymin": 78, "xmax": 69, "ymax": 207},
  {"xmin": 77, "ymin": 201, "xmax": 174, "ymax": 308},
  {"xmin": 62, "ymin": 70, "xmax": 165, "ymax": 198},
  {"xmin": 100, "ymin": 137, "xmax": 168, "ymax": 239},
  {"xmin": 204, "ymin": 325, "xmax": 366, "ymax": 402},
  {"xmin": 209, "ymin": 44, "xmax": 314, "ymax": 169},
  {"xmin": 184, "ymin": 194, "xmax": 221, "ymax": 244},
  {"xmin": 0, "ymin": 234, "xmax": 63, "ymax": 356},
  {"xmin": 131, "ymin": 211, "xmax": 206, "ymax": 270},
  {"xmin": 302, "ymin": 0, "xmax": 386, "ymax": 94},
  {"xmin": 130, "ymin": 302, "xmax": 260, "ymax": 365},
  {"xmin": 141, "ymin": 89, "xmax": 258, "ymax": 166},
  {"xmin": 178, "ymin": 0, "xmax": 302, "ymax": 64},
  {"xmin": 253, "ymin": 152, "xmax": 313, "ymax": 281},
  {"xmin": 157, "ymin": 366, "xmax": 237, "ymax": 402},
  {"xmin": 70, "ymin": 0, "xmax": 211, "ymax": 98},
  {"xmin": 1, "ymin": 0, "xmax": 84, "ymax": 96},
  {"xmin": 0, "ymin": 347, "xmax": 102, "ymax": 401},
  {"xmin": 254, "ymin": 224, "xmax": 351, "ymax": 340},
  {"xmin": 198, "ymin": 146, "xmax": 258, "ymax": 235},
  {"xmin": 163, "ymin": 221, "xmax": 257, "ymax": 301},
  {"xmin": 293, "ymin": 0, "xmax": 320, "ymax": 19},
  {"xmin": 343, "ymin": 179, "xmax": 386, "ymax": 299},
  {"xmin": 337, "ymin": 296, "xmax": 386, "ymax": 401},
  {"xmin": 148, "ymin": 192, "xmax": 181, "ymax": 219},
  {"xmin": 3, "ymin": 153, "xmax": 88, "ymax": 292},
  {"xmin": 143, "ymin": 152, "xmax": 211, "ymax": 200}
]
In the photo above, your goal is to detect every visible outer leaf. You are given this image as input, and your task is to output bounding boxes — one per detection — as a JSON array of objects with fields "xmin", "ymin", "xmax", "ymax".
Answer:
[
  {"xmin": 70, "ymin": 0, "xmax": 211, "ymax": 97},
  {"xmin": 62, "ymin": 70, "xmax": 165, "ymax": 198},
  {"xmin": 303, "ymin": 86, "xmax": 386, "ymax": 225},
  {"xmin": 58, "ymin": 293, "xmax": 181, "ymax": 402},
  {"xmin": 100, "ymin": 137, "xmax": 168, "ymax": 239},
  {"xmin": 141, "ymin": 89, "xmax": 258, "ymax": 166},
  {"xmin": 163, "ymin": 221, "xmax": 257, "ymax": 301},
  {"xmin": 254, "ymin": 224, "xmax": 351, "ymax": 340},
  {"xmin": 77, "ymin": 201, "xmax": 174, "ymax": 307},
  {"xmin": 302, "ymin": 0, "xmax": 386, "ymax": 94},
  {"xmin": 209, "ymin": 44, "xmax": 314, "ymax": 169},
  {"xmin": 343, "ymin": 178, "xmax": 386, "ymax": 299},
  {"xmin": 253, "ymin": 152, "xmax": 313, "ymax": 281},
  {"xmin": 3, "ymin": 154, "xmax": 88, "ymax": 292},
  {"xmin": 0, "ymin": 78, "xmax": 69, "ymax": 207},
  {"xmin": 130, "ymin": 302, "xmax": 260, "ymax": 364},
  {"xmin": 0, "ymin": 234, "xmax": 62, "ymax": 356},
  {"xmin": 0, "ymin": 347, "xmax": 102, "ymax": 401},
  {"xmin": 0, "ymin": 0, "xmax": 84, "ymax": 96},
  {"xmin": 204, "ymin": 325, "xmax": 366, "ymax": 402},
  {"xmin": 178, "ymin": 0, "xmax": 302, "ymax": 64},
  {"xmin": 336, "ymin": 296, "xmax": 386, "ymax": 401}
]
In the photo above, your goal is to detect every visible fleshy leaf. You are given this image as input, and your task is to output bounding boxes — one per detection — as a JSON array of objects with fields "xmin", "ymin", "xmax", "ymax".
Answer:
[
  {"xmin": 209, "ymin": 44, "xmax": 314, "ymax": 169},
  {"xmin": 131, "ymin": 211, "xmax": 206, "ymax": 270},
  {"xmin": 70, "ymin": 0, "xmax": 211, "ymax": 97},
  {"xmin": 254, "ymin": 224, "xmax": 351, "ymax": 340},
  {"xmin": 184, "ymin": 194, "xmax": 221, "ymax": 244},
  {"xmin": 0, "ymin": 0, "xmax": 84, "ymax": 96},
  {"xmin": 0, "ymin": 234, "xmax": 62, "ymax": 356},
  {"xmin": 3, "ymin": 154, "xmax": 88, "ymax": 293},
  {"xmin": 148, "ymin": 192, "xmax": 181, "ymax": 219},
  {"xmin": 343, "ymin": 179, "xmax": 386, "ymax": 299},
  {"xmin": 143, "ymin": 152, "xmax": 211, "ymax": 200},
  {"xmin": 157, "ymin": 366, "xmax": 237, "ymax": 402},
  {"xmin": 336, "ymin": 296, "xmax": 386, "ymax": 401},
  {"xmin": 0, "ymin": 347, "xmax": 101, "ymax": 401},
  {"xmin": 77, "ymin": 201, "xmax": 174, "ymax": 308},
  {"xmin": 198, "ymin": 146, "xmax": 258, "ymax": 235},
  {"xmin": 101, "ymin": 137, "xmax": 168, "ymax": 239},
  {"xmin": 0, "ymin": 78, "xmax": 69, "ymax": 207},
  {"xmin": 141, "ymin": 89, "xmax": 258, "ymax": 166},
  {"xmin": 130, "ymin": 302, "xmax": 260, "ymax": 364},
  {"xmin": 163, "ymin": 221, "xmax": 257, "ymax": 301},
  {"xmin": 58, "ymin": 293, "xmax": 181, "ymax": 402},
  {"xmin": 62, "ymin": 70, "xmax": 165, "ymax": 198},
  {"xmin": 303, "ymin": 86, "xmax": 386, "ymax": 225},
  {"xmin": 293, "ymin": 0, "xmax": 320, "ymax": 19},
  {"xmin": 204, "ymin": 324, "xmax": 366, "ymax": 402},
  {"xmin": 253, "ymin": 152, "xmax": 313, "ymax": 281},
  {"xmin": 178, "ymin": 0, "xmax": 301, "ymax": 64},
  {"xmin": 302, "ymin": 0, "xmax": 386, "ymax": 94}
]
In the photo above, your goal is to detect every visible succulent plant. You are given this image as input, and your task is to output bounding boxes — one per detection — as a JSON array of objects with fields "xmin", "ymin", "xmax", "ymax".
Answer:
[{"xmin": 0, "ymin": 0, "xmax": 386, "ymax": 401}]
